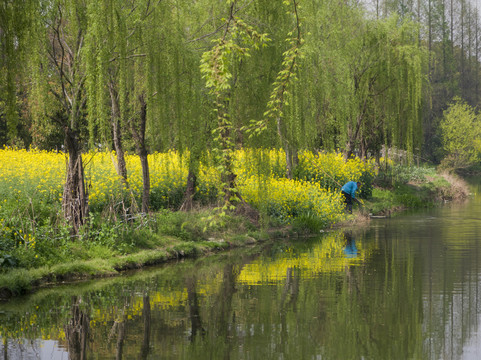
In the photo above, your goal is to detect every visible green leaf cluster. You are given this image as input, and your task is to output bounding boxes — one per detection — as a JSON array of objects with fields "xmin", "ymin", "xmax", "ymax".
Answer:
[{"xmin": 440, "ymin": 97, "xmax": 481, "ymax": 167}]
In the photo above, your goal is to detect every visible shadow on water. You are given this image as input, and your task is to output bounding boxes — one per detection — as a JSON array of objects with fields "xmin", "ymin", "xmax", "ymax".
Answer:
[{"xmin": 2, "ymin": 179, "xmax": 481, "ymax": 358}]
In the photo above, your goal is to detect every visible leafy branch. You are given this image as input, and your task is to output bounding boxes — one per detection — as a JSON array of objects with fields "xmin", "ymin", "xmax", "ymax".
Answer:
[
  {"xmin": 200, "ymin": 0, "xmax": 270, "ymax": 213},
  {"xmin": 244, "ymin": 0, "xmax": 304, "ymax": 137}
]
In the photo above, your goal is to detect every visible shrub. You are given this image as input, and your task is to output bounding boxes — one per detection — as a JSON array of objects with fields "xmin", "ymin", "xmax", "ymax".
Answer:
[{"xmin": 239, "ymin": 177, "xmax": 345, "ymax": 226}]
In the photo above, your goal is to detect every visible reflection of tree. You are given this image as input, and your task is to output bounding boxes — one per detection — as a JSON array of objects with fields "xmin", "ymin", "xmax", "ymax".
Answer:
[
  {"xmin": 116, "ymin": 316, "xmax": 125, "ymax": 360},
  {"xmin": 216, "ymin": 264, "xmax": 238, "ymax": 358},
  {"xmin": 64, "ymin": 296, "xmax": 90, "ymax": 360},
  {"xmin": 139, "ymin": 294, "xmax": 151, "ymax": 360},
  {"xmin": 318, "ymin": 229, "xmax": 425, "ymax": 360},
  {"xmin": 106, "ymin": 302, "xmax": 128, "ymax": 360},
  {"xmin": 279, "ymin": 267, "xmax": 300, "ymax": 353},
  {"xmin": 3, "ymin": 336, "xmax": 7, "ymax": 360},
  {"xmin": 186, "ymin": 277, "xmax": 205, "ymax": 341},
  {"xmin": 281, "ymin": 268, "xmax": 300, "ymax": 310}
]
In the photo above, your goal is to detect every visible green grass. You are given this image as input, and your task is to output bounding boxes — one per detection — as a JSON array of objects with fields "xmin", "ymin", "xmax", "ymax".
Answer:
[
  {"xmin": 365, "ymin": 167, "xmax": 464, "ymax": 216},
  {"xmin": 0, "ymin": 209, "xmax": 263, "ymax": 298}
]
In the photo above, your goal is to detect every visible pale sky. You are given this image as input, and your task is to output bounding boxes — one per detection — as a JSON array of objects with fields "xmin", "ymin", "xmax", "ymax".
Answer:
[{"xmin": 474, "ymin": 0, "xmax": 481, "ymax": 11}]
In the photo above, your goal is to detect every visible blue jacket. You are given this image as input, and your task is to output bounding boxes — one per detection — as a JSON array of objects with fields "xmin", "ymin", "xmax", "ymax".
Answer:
[{"xmin": 341, "ymin": 181, "xmax": 358, "ymax": 198}]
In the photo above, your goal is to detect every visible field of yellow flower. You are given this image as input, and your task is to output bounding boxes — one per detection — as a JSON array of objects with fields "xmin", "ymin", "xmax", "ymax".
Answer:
[{"xmin": 0, "ymin": 147, "xmax": 374, "ymax": 225}]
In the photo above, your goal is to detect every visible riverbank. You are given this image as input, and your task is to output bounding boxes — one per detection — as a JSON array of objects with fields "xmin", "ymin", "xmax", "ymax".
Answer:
[{"xmin": 0, "ymin": 166, "xmax": 470, "ymax": 300}]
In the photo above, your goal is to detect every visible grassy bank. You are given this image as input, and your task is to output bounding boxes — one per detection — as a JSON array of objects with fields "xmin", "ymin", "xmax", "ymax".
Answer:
[
  {"xmin": 0, "ymin": 148, "xmax": 470, "ymax": 299},
  {"xmin": 0, "ymin": 208, "xmax": 277, "ymax": 299},
  {"xmin": 364, "ymin": 166, "xmax": 469, "ymax": 217}
]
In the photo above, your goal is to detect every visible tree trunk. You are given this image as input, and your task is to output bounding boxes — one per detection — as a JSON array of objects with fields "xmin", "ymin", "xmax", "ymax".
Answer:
[
  {"xmin": 109, "ymin": 81, "xmax": 128, "ymax": 182},
  {"xmin": 221, "ymin": 154, "xmax": 236, "ymax": 205},
  {"xmin": 284, "ymin": 144, "xmax": 298, "ymax": 180},
  {"xmin": 131, "ymin": 94, "xmax": 150, "ymax": 213},
  {"xmin": 139, "ymin": 150, "xmax": 150, "ymax": 213},
  {"xmin": 217, "ymin": 102, "xmax": 237, "ymax": 207},
  {"xmin": 344, "ymin": 118, "xmax": 360, "ymax": 160},
  {"xmin": 344, "ymin": 93, "xmax": 369, "ymax": 160},
  {"xmin": 180, "ymin": 168, "xmax": 197, "ymax": 211},
  {"xmin": 277, "ymin": 116, "xmax": 298, "ymax": 179},
  {"xmin": 360, "ymin": 136, "xmax": 367, "ymax": 160},
  {"xmin": 63, "ymin": 126, "xmax": 88, "ymax": 234}
]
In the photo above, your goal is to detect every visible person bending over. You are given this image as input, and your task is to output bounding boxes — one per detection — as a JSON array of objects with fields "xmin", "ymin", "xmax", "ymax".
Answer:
[{"xmin": 341, "ymin": 181, "xmax": 361, "ymax": 214}]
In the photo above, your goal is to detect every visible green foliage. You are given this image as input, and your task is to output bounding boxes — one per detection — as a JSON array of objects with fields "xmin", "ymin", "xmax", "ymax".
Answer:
[
  {"xmin": 299, "ymin": 5, "xmax": 426, "ymax": 159},
  {"xmin": 440, "ymin": 97, "xmax": 481, "ymax": 168},
  {"xmin": 367, "ymin": 186, "xmax": 425, "ymax": 215},
  {"xmin": 245, "ymin": 0, "xmax": 303, "ymax": 137},
  {"xmin": 200, "ymin": 2, "xmax": 271, "ymax": 213},
  {"xmin": 369, "ymin": 164, "xmax": 455, "ymax": 215},
  {"xmin": 0, "ymin": 254, "xmax": 17, "ymax": 269},
  {"xmin": 375, "ymin": 163, "xmax": 438, "ymax": 187},
  {"xmin": 291, "ymin": 212, "xmax": 327, "ymax": 234},
  {"xmin": 156, "ymin": 210, "xmax": 207, "ymax": 242}
]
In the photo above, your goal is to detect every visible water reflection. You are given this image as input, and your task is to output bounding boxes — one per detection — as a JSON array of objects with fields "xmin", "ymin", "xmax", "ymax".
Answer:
[
  {"xmin": 64, "ymin": 296, "xmax": 90, "ymax": 360},
  {"xmin": 2, "ymin": 190, "xmax": 481, "ymax": 358},
  {"xmin": 343, "ymin": 230, "xmax": 358, "ymax": 258}
]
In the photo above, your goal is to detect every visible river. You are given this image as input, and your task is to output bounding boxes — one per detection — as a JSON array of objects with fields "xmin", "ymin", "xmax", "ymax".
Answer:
[{"xmin": 1, "ymin": 181, "xmax": 481, "ymax": 359}]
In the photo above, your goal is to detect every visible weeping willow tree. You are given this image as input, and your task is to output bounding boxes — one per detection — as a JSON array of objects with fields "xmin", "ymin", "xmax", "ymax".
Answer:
[
  {"xmin": 244, "ymin": 0, "xmax": 304, "ymax": 179},
  {"xmin": 0, "ymin": 0, "xmax": 37, "ymax": 144},
  {"xmin": 84, "ymin": 0, "xmax": 191, "ymax": 213},
  {"xmin": 299, "ymin": 1, "xmax": 426, "ymax": 161},
  {"xmin": 380, "ymin": 15, "xmax": 426, "ymax": 161},
  {"xmin": 84, "ymin": 0, "xmax": 144, "ymax": 212},
  {"xmin": 151, "ymin": 0, "xmax": 209, "ymax": 211},
  {"xmin": 20, "ymin": 0, "xmax": 91, "ymax": 234}
]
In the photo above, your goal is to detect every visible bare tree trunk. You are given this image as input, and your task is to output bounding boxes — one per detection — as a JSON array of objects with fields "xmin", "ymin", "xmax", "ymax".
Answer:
[
  {"xmin": 139, "ymin": 151, "xmax": 150, "ymax": 213},
  {"xmin": 344, "ymin": 117, "xmax": 361, "ymax": 160},
  {"xmin": 48, "ymin": 9, "xmax": 88, "ymax": 235},
  {"xmin": 63, "ymin": 127, "xmax": 88, "ymax": 234},
  {"xmin": 222, "ymin": 161, "xmax": 236, "ymax": 205},
  {"xmin": 344, "ymin": 94, "xmax": 369, "ymax": 160},
  {"xmin": 284, "ymin": 145, "xmax": 299, "ymax": 180},
  {"xmin": 360, "ymin": 136, "xmax": 367, "ymax": 160}
]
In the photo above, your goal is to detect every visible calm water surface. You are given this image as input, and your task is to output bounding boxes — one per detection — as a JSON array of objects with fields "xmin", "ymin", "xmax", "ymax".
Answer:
[{"xmin": 2, "ymin": 182, "xmax": 481, "ymax": 359}]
